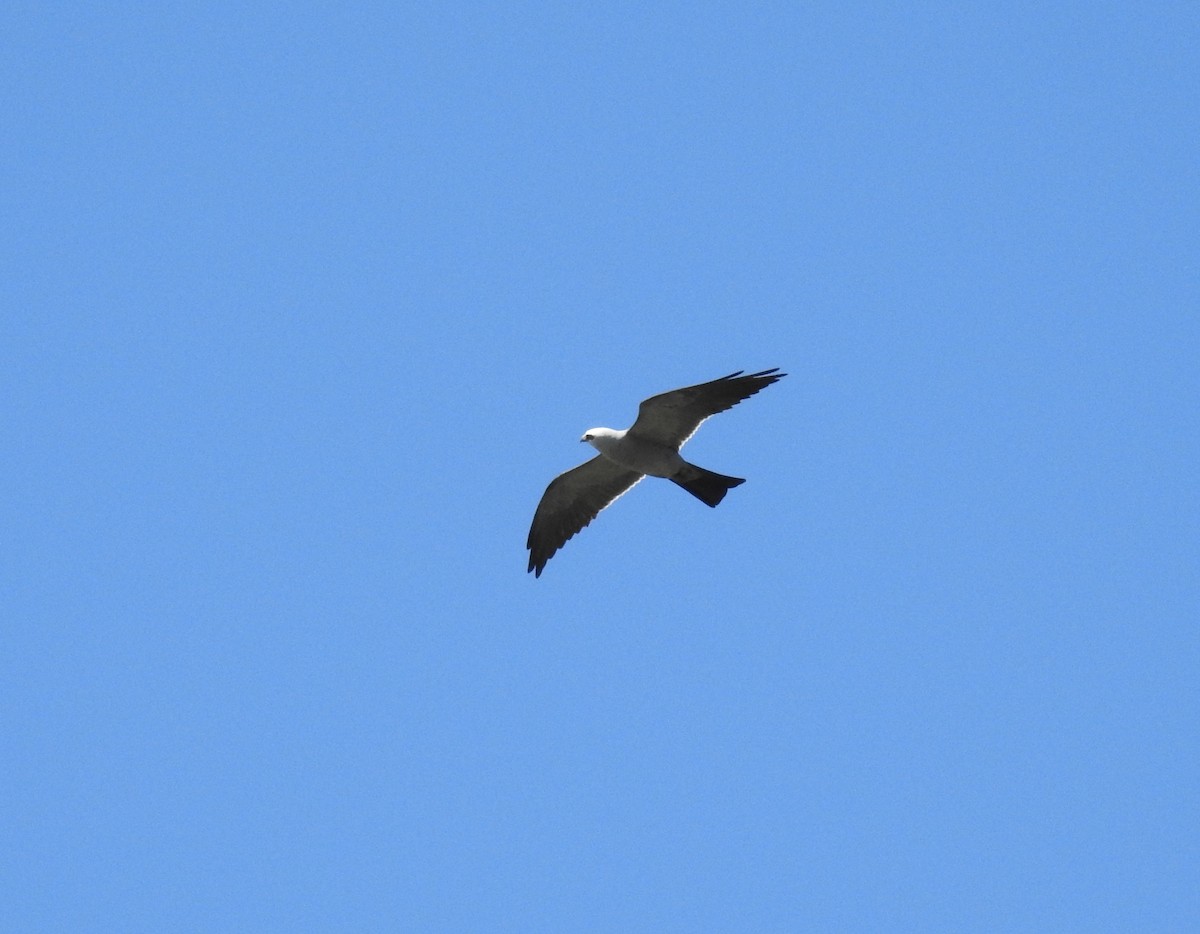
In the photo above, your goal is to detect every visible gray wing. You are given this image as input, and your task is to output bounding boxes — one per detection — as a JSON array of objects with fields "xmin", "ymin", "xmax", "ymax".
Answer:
[
  {"xmin": 628, "ymin": 368, "xmax": 786, "ymax": 449},
  {"xmin": 527, "ymin": 455, "xmax": 644, "ymax": 577}
]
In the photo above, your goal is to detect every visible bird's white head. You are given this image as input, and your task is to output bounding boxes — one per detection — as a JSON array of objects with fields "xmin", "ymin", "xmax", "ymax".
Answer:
[{"xmin": 580, "ymin": 426, "xmax": 623, "ymax": 452}]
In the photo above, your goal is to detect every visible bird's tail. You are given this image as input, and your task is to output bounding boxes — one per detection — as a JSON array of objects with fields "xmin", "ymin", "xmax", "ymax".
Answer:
[{"xmin": 670, "ymin": 463, "xmax": 745, "ymax": 507}]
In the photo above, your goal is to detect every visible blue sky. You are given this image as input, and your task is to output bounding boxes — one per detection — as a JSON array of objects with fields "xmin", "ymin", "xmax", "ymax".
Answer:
[{"xmin": 4, "ymin": 3, "xmax": 1197, "ymax": 930}]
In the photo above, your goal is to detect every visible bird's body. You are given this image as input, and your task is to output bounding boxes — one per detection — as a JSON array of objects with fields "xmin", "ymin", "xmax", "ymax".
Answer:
[
  {"xmin": 581, "ymin": 428, "xmax": 685, "ymax": 478},
  {"xmin": 526, "ymin": 368, "xmax": 785, "ymax": 577}
]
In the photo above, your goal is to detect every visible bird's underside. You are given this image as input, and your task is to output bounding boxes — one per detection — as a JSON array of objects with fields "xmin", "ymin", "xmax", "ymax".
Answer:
[{"xmin": 526, "ymin": 368, "xmax": 785, "ymax": 577}]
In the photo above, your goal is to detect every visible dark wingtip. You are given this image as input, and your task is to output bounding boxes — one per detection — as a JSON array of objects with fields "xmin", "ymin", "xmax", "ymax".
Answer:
[{"xmin": 721, "ymin": 367, "xmax": 785, "ymax": 382}]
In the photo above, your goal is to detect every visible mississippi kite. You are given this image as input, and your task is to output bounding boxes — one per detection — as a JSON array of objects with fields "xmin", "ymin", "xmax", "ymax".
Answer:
[{"xmin": 526, "ymin": 368, "xmax": 786, "ymax": 577}]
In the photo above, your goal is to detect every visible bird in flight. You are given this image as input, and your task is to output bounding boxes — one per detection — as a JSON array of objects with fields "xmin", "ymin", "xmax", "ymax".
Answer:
[{"xmin": 526, "ymin": 368, "xmax": 786, "ymax": 577}]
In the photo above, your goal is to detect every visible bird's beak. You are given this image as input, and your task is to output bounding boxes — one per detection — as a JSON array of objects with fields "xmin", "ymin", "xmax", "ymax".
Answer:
[{"xmin": 579, "ymin": 438, "xmax": 587, "ymax": 443}]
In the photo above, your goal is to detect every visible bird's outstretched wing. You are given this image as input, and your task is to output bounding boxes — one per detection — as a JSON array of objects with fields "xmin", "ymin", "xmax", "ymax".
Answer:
[
  {"xmin": 526, "ymin": 455, "xmax": 644, "ymax": 577},
  {"xmin": 628, "ymin": 368, "xmax": 785, "ymax": 449}
]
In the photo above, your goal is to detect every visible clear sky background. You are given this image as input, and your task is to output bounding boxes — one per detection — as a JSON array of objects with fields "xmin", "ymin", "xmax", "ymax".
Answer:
[{"xmin": 4, "ymin": 3, "xmax": 1197, "ymax": 931}]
